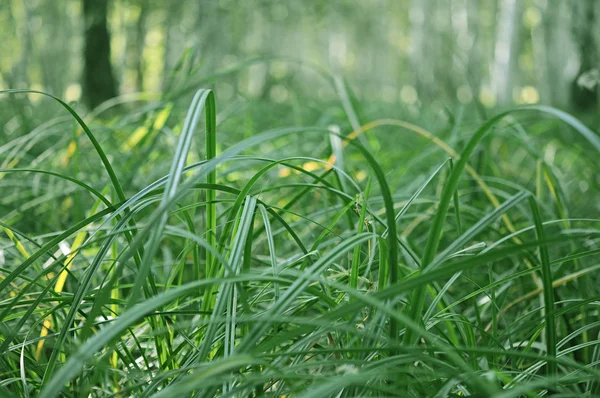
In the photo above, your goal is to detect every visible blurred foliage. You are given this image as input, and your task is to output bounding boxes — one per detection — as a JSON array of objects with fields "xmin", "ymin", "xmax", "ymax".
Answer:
[{"xmin": 0, "ymin": 0, "xmax": 599, "ymax": 113}]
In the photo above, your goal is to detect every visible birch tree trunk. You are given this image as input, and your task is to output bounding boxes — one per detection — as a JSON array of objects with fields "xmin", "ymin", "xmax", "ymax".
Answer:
[{"xmin": 491, "ymin": 0, "xmax": 521, "ymax": 105}]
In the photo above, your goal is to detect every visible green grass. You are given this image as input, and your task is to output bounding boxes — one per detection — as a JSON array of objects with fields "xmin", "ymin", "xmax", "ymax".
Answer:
[{"xmin": 1, "ymin": 63, "xmax": 600, "ymax": 397}]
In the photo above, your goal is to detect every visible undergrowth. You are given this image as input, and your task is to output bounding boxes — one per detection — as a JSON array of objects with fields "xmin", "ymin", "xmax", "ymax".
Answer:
[{"xmin": 1, "ymin": 61, "xmax": 600, "ymax": 397}]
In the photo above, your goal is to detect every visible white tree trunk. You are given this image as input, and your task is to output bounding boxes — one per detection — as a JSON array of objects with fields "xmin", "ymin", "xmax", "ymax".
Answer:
[{"xmin": 491, "ymin": 0, "xmax": 520, "ymax": 105}]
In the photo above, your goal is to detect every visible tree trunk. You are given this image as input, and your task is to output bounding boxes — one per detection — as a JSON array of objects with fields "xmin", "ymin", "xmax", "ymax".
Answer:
[
  {"xmin": 491, "ymin": 0, "xmax": 521, "ymax": 106},
  {"xmin": 82, "ymin": 0, "xmax": 117, "ymax": 109},
  {"xmin": 162, "ymin": 0, "xmax": 182, "ymax": 90},
  {"xmin": 134, "ymin": 0, "xmax": 148, "ymax": 92},
  {"xmin": 571, "ymin": 0, "xmax": 598, "ymax": 112},
  {"xmin": 410, "ymin": 0, "xmax": 431, "ymax": 97}
]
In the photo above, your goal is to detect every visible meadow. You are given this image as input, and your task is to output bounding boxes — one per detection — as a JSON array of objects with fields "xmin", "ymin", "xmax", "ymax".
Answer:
[{"xmin": 1, "ymin": 59, "xmax": 600, "ymax": 397}]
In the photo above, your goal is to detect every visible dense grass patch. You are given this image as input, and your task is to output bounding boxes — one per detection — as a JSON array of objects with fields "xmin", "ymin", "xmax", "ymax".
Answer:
[{"xmin": 1, "ymin": 70, "xmax": 600, "ymax": 397}]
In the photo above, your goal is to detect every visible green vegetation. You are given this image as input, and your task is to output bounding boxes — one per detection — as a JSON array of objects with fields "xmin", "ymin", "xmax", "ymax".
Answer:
[
  {"xmin": 2, "ymin": 66, "xmax": 600, "ymax": 396},
  {"xmin": 2, "ymin": 1, "xmax": 600, "ymax": 397}
]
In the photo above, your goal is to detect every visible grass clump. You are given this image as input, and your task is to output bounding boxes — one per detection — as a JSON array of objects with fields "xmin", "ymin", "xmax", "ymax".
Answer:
[{"xmin": 1, "ymin": 65, "xmax": 600, "ymax": 397}]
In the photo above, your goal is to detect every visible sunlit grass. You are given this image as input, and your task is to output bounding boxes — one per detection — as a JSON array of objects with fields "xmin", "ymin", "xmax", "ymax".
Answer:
[{"xmin": 1, "ymin": 65, "xmax": 600, "ymax": 397}]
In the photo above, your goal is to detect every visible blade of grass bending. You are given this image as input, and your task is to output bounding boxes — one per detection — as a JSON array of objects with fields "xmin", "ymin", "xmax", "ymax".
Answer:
[
  {"xmin": 0, "ymin": 90, "xmax": 152, "ymax": 289},
  {"xmin": 329, "ymin": 110, "xmax": 599, "ymax": 238},
  {"xmin": 35, "ymin": 192, "xmax": 106, "ymax": 359},
  {"xmin": 542, "ymin": 162, "xmax": 592, "ymax": 361},
  {"xmin": 42, "ymin": 201, "xmax": 148, "ymax": 385},
  {"xmin": 351, "ymin": 173, "xmax": 373, "ymax": 290},
  {"xmin": 0, "ymin": 206, "xmax": 115, "ymax": 316},
  {"xmin": 204, "ymin": 90, "xmax": 217, "ymax": 296},
  {"xmin": 201, "ymin": 158, "xmax": 314, "ymax": 316},
  {"xmin": 257, "ymin": 204, "xmax": 280, "ymax": 300},
  {"xmin": 0, "ymin": 245, "xmax": 72, "ymax": 356},
  {"xmin": 151, "ymin": 355, "xmax": 266, "ymax": 398},
  {"xmin": 179, "ymin": 208, "xmax": 201, "ymax": 282},
  {"xmin": 267, "ymin": 236, "xmax": 576, "ymax": 375},
  {"xmin": 1, "ymin": 90, "xmax": 160, "ymax": 379},
  {"xmin": 525, "ymin": 104, "xmax": 600, "ymax": 151},
  {"xmin": 163, "ymin": 204, "xmax": 304, "ymax": 385},
  {"xmin": 341, "ymin": 138, "xmax": 400, "ymax": 342},
  {"xmin": 0, "ymin": 90, "xmax": 126, "ymax": 202},
  {"xmin": 32, "ymin": 124, "xmax": 393, "ymax": 382},
  {"xmin": 589, "ymin": 330, "xmax": 600, "ymax": 395},
  {"xmin": 483, "ymin": 261, "xmax": 600, "ymax": 336},
  {"xmin": 225, "ymin": 197, "xmax": 257, "ymax": 394},
  {"xmin": 528, "ymin": 196, "xmax": 557, "ymax": 381},
  {"xmin": 402, "ymin": 103, "xmax": 599, "ymax": 345},
  {"xmin": 449, "ymin": 159, "xmax": 462, "ymax": 235},
  {"xmin": 309, "ymin": 199, "xmax": 356, "ymax": 253},
  {"xmin": 36, "ymin": 237, "xmax": 576, "ymax": 398},
  {"xmin": 0, "ymin": 207, "xmax": 118, "ymax": 364},
  {"xmin": 38, "ymin": 274, "xmax": 274, "ymax": 398},
  {"xmin": 322, "ymin": 279, "xmax": 498, "ymax": 396},
  {"xmin": 382, "ymin": 159, "xmax": 450, "ymax": 239},
  {"xmin": 69, "ymin": 90, "xmax": 216, "ymax": 383},
  {"xmin": 182, "ymin": 182, "xmax": 310, "ymax": 261},
  {"xmin": 0, "ymin": 168, "xmax": 112, "ymax": 206},
  {"xmin": 200, "ymin": 155, "xmax": 359, "ymax": 314},
  {"xmin": 127, "ymin": 89, "xmax": 215, "ymax": 308},
  {"xmin": 403, "ymin": 111, "xmax": 514, "ymax": 345},
  {"xmin": 377, "ymin": 237, "xmax": 389, "ymax": 291},
  {"xmin": 430, "ymin": 191, "xmax": 529, "ymax": 271},
  {"xmin": 253, "ymin": 146, "xmax": 412, "ymax": 294},
  {"xmin": 1, "ymin": 226, "xmax": 30, "ymax": 259},
  {"xmin": 234, "ymin": 232, "xmax": 373, "ymax": 354}
]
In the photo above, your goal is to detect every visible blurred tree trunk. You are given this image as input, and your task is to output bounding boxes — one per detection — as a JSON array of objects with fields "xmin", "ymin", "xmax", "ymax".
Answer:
[
  {"xmin": 531, "ymin": 2, "xmax": 549, "ymax": 104},
  {"xmin": 410, "ymin": 0, "xmax": 431, "ymax": 97},
  {"xmin": 82, "ymin": 0, "xmax": 117, "ymax": 108},
  {"xmin": 437, "ymin": 0, "xmax": 456, "ymax": 97},
  {"xmin": 491, "ymin": 0, "xmax": 521, "ymax": 105},
  {"xmin": 134, "ymin": 0, "xmax": 148, "ymax": 92},
  {"xmin": 451, "ymin": 0, "xmax": 471, "ymax": 84},
  {"xmin": 162, "ymin": 0, "xmax": 182, "ymax": 90},
  {"xmin": 571, "ymin": 0, "xmax": 598, "ymax": 111},
  {"xmin": 2, "ymin": 1, "xmax": 33, "ymax": 134},
  {"xmin": 536, "ymin": 0, "xmax": 569, "ymax": 108},
  {"xmin": 465, "ymin": 0, "xmax": 486, "ymax": 117}
]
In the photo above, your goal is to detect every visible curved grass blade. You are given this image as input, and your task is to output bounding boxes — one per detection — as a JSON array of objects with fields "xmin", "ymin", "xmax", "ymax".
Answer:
[
  {"xmin": 404, "ymin": 105, "xmax": 600, "ymax": 345},
  {"xmin": 528, "ymin": 196, "xmax": 557, "ymax": 381}
]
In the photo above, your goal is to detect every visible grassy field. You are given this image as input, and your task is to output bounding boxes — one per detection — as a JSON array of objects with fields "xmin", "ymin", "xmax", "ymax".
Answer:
[{"xmin": 1, "ymin": 62, "xmax": 600, "ymax": 397}]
